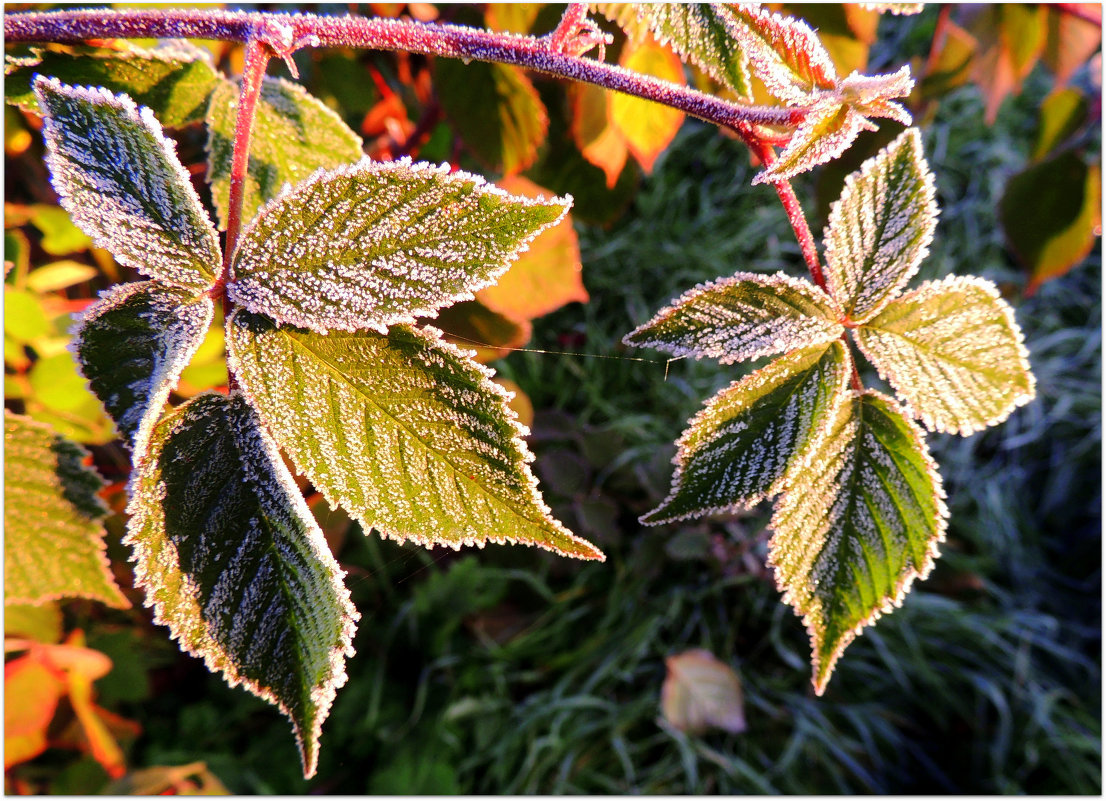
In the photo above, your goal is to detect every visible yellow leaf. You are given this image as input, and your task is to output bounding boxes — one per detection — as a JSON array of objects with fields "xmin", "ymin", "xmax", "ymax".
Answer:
[
  {"xmin": 570, "ymin": 82, "xmax": 628, "ymax": 189},
  {"xmin": 610, "ymin": 37, "xmax": 686, "ymax": 174}
]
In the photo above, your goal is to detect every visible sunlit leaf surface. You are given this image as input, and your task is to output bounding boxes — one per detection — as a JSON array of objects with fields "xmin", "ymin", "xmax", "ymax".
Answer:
[
  {"xmin": 610, "ymin": 36, "xmax": 687, "ymax": 173},
  {"xmin": 4, "ymin": 411, "xmax": 128, "ymax": 608},
  {"xmin": 73, "ymin": 281, "xmax": 213, "ymax": 461},
  {"xmin": 34, "ymin": 76, "xmax": 221, "ymax": 293},
  {"xmin": 769, "ymin": 391, "xmax": 947, "ymax": 694},
  {"xmin": 822, "ymin": 128, "xmax": 937, "ymax": 322},
  {"xmin": 623, "ymin": 271, "xmax": 843, "ymax": 364},
  {"xmin": 643, "ymin": 342, "xmax": 851, "ymax": 524},
  {"xmin": 226, "ymin": 311, "xmax": 603, "ymax": 561},
  {"xmin": 228, "ymin": 158, "xmax": 570, "ymax": 334},
  {"xmin": 856, "ymin": 276, "xmax": 1036, "ymax": 435},
  {"xmin": 640, "ymin": 4, "xmax": 753, "ymax": 98},
  {"xmin": 125, "ymin": 393, "xmax": 357, "ymax": 779}
]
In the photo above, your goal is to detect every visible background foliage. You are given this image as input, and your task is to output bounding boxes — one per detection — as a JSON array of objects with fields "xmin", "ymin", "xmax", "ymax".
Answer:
[{"xmin": 4, "ymin": 3, "xmax": 1101, "ymax": 794}]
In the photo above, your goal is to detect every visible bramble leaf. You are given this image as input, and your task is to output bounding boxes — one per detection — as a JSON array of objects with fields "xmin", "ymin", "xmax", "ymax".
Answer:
[
  {"xmin": 822, "ymin": 128, "xmax": 937, "ymax": 322},
  {"xmin": 226, "ymin": 310, "xmax": 603, "ymax": 561},
  {"xmin": 725, "ymin": 4, "xmax": 839, "ymax": 105},
  {"xmin": 755, "ymin": 102, "xmax": 872, "ymax": 186},
  {"xmin": 228, "ymin": 158, "xmax": 571, "ymax": 334},
  {"xmin": 435, "ymin": 58, "xmax": 547, "ymax": 176},
  {"xmin": 6, "ymin": 41, "xmax": 220, "ymax": 127},
  {"xmin": 125, "ymin": 393, "xmax": 358, "ymax": 779},
  {"xmin": 642, "ymin": 341, "xmax": 851, "ymax": 524},
  {"xmin": 769, "ymin": 390, "xmax": 947, "ymax": 695},
  {"xmin": 623, "ymin": 271, "xmax": 843, "ymax": 364},
  {"xmin": 34, "ymin": 76, "xmax": 221, "ymax": 293},
  {"xmin": 4, "ymin": 411, "xmax": 128, "ymax": 608},
  {"xmin": 205, "ymin": 76, "xmax": 364, "ymax": 230},
  {"xmin": 638, "ymin": 4, "xmax": 753, "ymax": 99},
  {"xmin": 73, "ymin": 281, "xmax": 214, "ymax": 461},
  {"xmin": 855, "ymin": 276, "xmax": 1036, "ymax": 435}
]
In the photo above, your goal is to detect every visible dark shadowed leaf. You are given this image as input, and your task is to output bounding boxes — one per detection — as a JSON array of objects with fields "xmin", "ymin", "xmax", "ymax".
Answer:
[{"xmin": 125, "ymin": 393, "xmax": 358, "ymax": 779}]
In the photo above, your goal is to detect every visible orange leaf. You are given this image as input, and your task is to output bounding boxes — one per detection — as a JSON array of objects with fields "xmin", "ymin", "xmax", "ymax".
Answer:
[
  {"xmin": 570, "ymin": 82, "xmax": 628, "ymax": 189},
  {"xmin": 610, "ymin": 37, "xmax": 686, "ymax": 173},
  {"xmin": 4, "ymin": 653, "xmax": 66, "ymax": 768},
  {"xmin": 477, "ymin": 176, "xmax": 589, "ymax": 323}
]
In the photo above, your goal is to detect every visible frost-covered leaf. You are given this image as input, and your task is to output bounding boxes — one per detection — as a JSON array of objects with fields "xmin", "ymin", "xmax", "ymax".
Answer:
[
  {"xmin": 4, "ymin": 411, "xmax": 128, "ymax": 608},
  {"xmin": 859, "ymin": 3, "xmax": 925, "ymax": 15},
  {"xmin": 823, "ymin": 128, "xmax": 937, "ymax": 322},
  {"xmin": 34, "ymin": 76, "xmax": 221, "ymax": 293},
  {"xmin": 642, "ymin": 341, "xmax": 851, "ymax": 524},
  {"xmin": 640, "ymin": 4, "xmax": 753, "ymax": 99},
  {"xmin": 753, "ymin": 100, "xmax": 872, "ymax": 186},
  {"xmin": 73, "ymin": 281, "xmax": 214, "ymax": 461},
  {"xmin": 6, "ymin": 41, "xmax": 220, "ymax": 127},
  {"xmin": 725, "ymin": 4, "xmax": 839, "ymax": 105},
  {"xmin": 661, "ymin": 649, "xmax": 746, "ymax": 735},
  {"xmin": 125, "ymin": 393, "xmax": 357, "ymax": 779},
  {"xmin": 228, "ymin": 158, "xmax": 571, "ymax": 334},
  {"xmin": 434, "ymin": 58, "xmax": 547, "ymax": 176},
  {"xmin": 769, "ymin": 390, "xmax": 947, "ymax": 694},
  {"xmin": 610, "ymin": 36, "xmax": 687, "ymax": 173},
  {"xmin": 205, "ymin": 76, "xmax": 364, "ymax": 230},
  {"xmin": 226, "ymin": 310, "xmax": 603, "ymax": 561},
  {"xmin": 623, "ymin": 271, "xmax": 843, "ymax": 364},
  {"xmin": 855, "ymin": 276, "xmax": 1036, "ymax": 435}
]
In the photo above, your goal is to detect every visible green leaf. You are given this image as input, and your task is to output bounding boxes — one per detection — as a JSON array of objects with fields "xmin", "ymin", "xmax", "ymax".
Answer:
[
  {"xmin": 6, "ymin": 41, "xmax": 221, "ymax": 127},
  {"xmin": 752, "ymin": 100, "xmax": 871, "ymax": 185},
  {"xmin": 28, "ymin": 204, "xmax": 93, "ymax": 256},
  {"xmin": 225, "ymin": 311, "xmax": 603, "ymax": 561},
  {"xmin": 769, "ymin": 390, "xmax": 947, "ymax": 695},
  {"xmin": 639, "ymin": 4, "xmax": 753, "ymax": 98},
  {"xmin": 1000, "ymin": 150, "xmax": 1101, "ymax": 294},
  {"xmin": 205, "ymin": 76, "xmax": 364, "ymax": 231},
  {"xmin": 73, "ymin": 281, "xmax": 214, "ymax": 459},
  {"xmin": 822, "ymin": 127, "xmax": 937, "ymax": 322},
  {"xmin": 28, "ymin": 351, "xmax": 97, "ymax": 412},
  {"xmin": 25, "ymin": 260, "xmax": 98, "ymax": 293},
  {"xmin": 4, "ymin": 602, "xmax": 63, "ymax": 644},
  {"xmin": 125, "ymin": 393, "xmax": 358, "ymax": 779},
  {"xmin": 434, "ymin": 58, "xmax": 548, "ymax": 176},
  {"xmin": 34, "ymin": 76, "xmax": 221, "ymax": 293},
  {"xmin": 642, "ymin": 342, "xmax": 851, "ymax": 524},
  {"xmin": 4, "ymin": 288, "xmax": 51, "ymax": 342},
  {"xmin": 855, "ymin": 276, "xmax": 1036, "ymax": 435},
  {"xmin": 4, "ymin": 411, "xmax": 129, "ymax": 608},
  {"xmin": 228, "ymin": 159, "xmax": 571, "ymax": 334},
  {"xmin": 623, "ymin": 271, "xmax": 843, "ymax": 364}
]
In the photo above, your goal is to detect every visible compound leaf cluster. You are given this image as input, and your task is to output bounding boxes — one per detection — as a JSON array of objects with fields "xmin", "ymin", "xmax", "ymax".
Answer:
[{"xmin": 626, "ymin": 128, "xmax": 1035, "ymax": 692}]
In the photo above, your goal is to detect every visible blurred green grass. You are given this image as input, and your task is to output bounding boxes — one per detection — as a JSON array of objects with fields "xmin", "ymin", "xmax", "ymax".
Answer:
[{"xmin": 102, "ymin": 12, "xmax": 1102, "ymax": 795}]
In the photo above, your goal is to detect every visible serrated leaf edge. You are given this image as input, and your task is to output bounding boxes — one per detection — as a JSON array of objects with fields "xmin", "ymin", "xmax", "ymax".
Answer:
[
  {"xmin": 822, "ymin": 127, "xmax": 938, "ymax": 322},
  {"xmin": 123, "ymin": 392, "xmax": 359, "ymax": 778},
  {"xmin": 641, "ymin": 341, "xmax": 852, "ymax": 525},
  {"xmin": 768, "ymin": 389, "xmax": 949, "ymax": 695},
  {"xmin": 69, "ymin": 281, "xmax": 214, "ymax": 464},
  {"xmin": 855, "ymin": 274, "xmax": 1037, "ymax": 435},
  {"xmin": 225, "ymin": 315, "xmax": 604, "ymax": 562},
  {"xmin": 622, "ymin": 270, "xmax": 844, "ymax": 363},
  {"xmin": 33, "ymin": 75, "xmax": 222, "ymax": 291},
  {"xmin": 228, "ymin": 156, "xmax": 573, "ymax": 334}
]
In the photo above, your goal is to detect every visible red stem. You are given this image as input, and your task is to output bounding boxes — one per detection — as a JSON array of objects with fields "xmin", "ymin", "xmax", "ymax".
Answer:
[{"xmin": 215, "ymin": 37, "xmax": 271, "ymax": 393}]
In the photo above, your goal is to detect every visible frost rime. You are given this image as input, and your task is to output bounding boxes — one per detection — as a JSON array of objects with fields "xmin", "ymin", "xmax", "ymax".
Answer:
[
  {"xmin": 226, "ymin": 311, "xmax": 604, "ymax": 561},
  {"xmin": 125, "ymin": 394, "xmax": 358, "ymax": 779},
  {"xmin": 34, "ymin": 76, "xmax": 221, "ymax": 293},
  {"xmin": 228, "ymin": 158, "xmax": 572, "ymax": 334}
]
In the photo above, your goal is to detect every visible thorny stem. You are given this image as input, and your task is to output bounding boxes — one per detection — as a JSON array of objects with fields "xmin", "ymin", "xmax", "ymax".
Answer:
[{"xmin": 4, "ymin": 8, "xmax": 804, "ymax": 131}]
